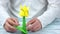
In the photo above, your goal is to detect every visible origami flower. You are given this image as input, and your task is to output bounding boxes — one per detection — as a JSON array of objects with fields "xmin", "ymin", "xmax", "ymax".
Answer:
[{"xmin": 19, "ymin": 5, "xmax": 29, "ymax": 17}]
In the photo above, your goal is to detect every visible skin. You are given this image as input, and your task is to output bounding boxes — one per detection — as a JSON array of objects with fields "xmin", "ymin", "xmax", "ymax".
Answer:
[
  {"xmin": 4, "ymin": 18, "xmax": 42, "ymax": 32},
  {"xmin": 26, "ymin": 18, "xmax": 42, "ymax": 32},
  {"xmin": 3, "ymin": 18, "xmax": 19, "ymax": 33}
]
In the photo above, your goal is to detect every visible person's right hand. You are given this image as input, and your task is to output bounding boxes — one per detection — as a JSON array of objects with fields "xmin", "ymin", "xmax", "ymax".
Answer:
[{"xmin": 3, "ymin": 18, "xmax": 19, "ymax": 33}]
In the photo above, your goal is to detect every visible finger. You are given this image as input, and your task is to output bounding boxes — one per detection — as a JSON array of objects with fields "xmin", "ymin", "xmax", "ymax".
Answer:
[
  {"xmin": 29, "ymin": 20, "xmax": 40, "ymax": 31},
  {"xmin": 31, "ymin": 21, "xmax": 38, "ymax": 28},
  {"xmin": 6, "ymin": 22, "xmax": 17, "ymax": 32},
  {"xmin": 30, "ymin": 22, "xmax": 39, "ymax": 31},
  {"xmin": 27, "ymin": 20, "xmax": 37, "ymax": 31},
  {"xmin": 4, "ymin": 22, "xmax": 10, "ymax": 32},
  {"xmin": 34, "ymin": 26, "xmax": 41, "ymax": 32},
  {"xmin": 27, "ymin": 24, "xmax": 32, "ymax": 31},
  {"xmin": 11, "ymin": 18, "xmax": 19, "ymax": 25},
  {"xmin": 27, "ymin": 18, "xmax": 36, "ymax": 26},
  {"xmin": 32, "ymin": 24, "xmax": 40, "ymax": 32},
  {"xmin": 7, "ymin": 18, "xmax": 18, "ymax": 26}
]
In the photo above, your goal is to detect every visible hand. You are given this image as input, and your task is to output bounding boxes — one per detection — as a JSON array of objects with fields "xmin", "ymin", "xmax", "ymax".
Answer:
[
  {"xmin": 27, "ymin": 18, "xmax": 42, "ymax": 32},
  {"xmin": 3, "ymin": 18, "xmax": 19, "ymax": 33}
]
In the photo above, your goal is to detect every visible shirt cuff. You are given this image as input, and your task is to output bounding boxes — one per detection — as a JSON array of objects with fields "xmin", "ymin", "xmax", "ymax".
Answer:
[{"xmin": 37, "ymin": 15, "xmax": 55, "ymax": 28}]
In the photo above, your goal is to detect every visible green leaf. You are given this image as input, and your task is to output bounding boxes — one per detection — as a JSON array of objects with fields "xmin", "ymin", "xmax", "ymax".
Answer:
[{"xmin": 15, "ymin": 26, "xmax": 27, "ymax": 33}]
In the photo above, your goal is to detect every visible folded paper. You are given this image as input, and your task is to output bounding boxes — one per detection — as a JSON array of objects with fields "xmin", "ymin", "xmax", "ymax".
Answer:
[{"xmin": 19, "ymin": 5, "xmax": 29, "ymax": 17}]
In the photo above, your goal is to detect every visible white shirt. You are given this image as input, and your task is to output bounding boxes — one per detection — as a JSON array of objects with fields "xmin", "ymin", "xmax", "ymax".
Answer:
[{"xmin": 0, "ymin": 0, "xmax": 60, "ymax": 28}]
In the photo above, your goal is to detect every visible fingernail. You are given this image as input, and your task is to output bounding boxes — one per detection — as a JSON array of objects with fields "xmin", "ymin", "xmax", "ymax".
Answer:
[
  {"xmin": 28, "ymin": 25, "xmax": 32, "ymax": 29},
  {"xmin": 29, "ymin": 24, "xmax": 32, "ymax": 27}
]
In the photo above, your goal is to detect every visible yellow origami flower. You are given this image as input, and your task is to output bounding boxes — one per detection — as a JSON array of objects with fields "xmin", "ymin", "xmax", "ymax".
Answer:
[{"xmin": 19, "ymin": 5, "xmax": 29, "ymax": 17}]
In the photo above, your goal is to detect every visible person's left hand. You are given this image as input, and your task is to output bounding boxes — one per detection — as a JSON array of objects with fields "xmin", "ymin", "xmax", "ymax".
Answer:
[{"xmin": 26, "ymin": 18, "xmax": 42, "ymax": 32}]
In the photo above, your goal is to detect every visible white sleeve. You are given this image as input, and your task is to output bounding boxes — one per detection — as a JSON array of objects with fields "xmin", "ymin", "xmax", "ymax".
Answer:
[
  {"xmin": 37, "ymin": 0, "xmax": 60, "ymax": 28},
  {"xmin": 0, "ymin": 0, "xmax": 10, "ymax": 28}
]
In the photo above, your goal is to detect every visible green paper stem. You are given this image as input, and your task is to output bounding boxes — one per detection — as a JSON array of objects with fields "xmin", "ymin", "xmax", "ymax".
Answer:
[
  {"xmin": 22, "ymin": 16, "xmax": 27, "ymax": 34},
  {"xmin": 15, "ymin": 16, "xmax": 27, "ymax": 34},
  {"xmin": 23, "ymin": 16, "xmax": 26, "ymax": 31}
]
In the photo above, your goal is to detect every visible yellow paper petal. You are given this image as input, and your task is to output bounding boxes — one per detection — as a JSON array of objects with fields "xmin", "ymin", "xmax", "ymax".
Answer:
[{"xmin": 19, "ymin": 5, "xmax": 29, "ymax": 17}]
